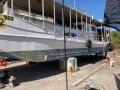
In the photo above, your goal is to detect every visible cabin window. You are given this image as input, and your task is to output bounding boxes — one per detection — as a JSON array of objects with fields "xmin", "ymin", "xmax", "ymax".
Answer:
[
  {"xmin": 73, "ymin": 24, "xmax": 78, "ymax": 29},
  {"xmin": 78, "ymin": 25, "xmax": 83, "ymax": 30},
  {"xmin": 91, "ymin": 26, "xmax": 96, "ymax": 31}
]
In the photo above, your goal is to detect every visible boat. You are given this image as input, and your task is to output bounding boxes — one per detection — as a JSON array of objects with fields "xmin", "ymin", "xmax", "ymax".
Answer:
[{"xmin": 0, "ymin": 0, "xmax": 110, "ymax": 62}]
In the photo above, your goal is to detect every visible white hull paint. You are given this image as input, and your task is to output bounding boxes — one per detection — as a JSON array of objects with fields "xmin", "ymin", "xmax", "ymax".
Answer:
[{"xmin": 0, "ymin": 17, "xmax": 107, "ymax": 62}]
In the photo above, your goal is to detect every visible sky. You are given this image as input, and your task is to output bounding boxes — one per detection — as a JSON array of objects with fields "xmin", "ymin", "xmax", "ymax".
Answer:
[{"xmin": 65, "ymin": 0, "xmax": 106, "ymax": 20}]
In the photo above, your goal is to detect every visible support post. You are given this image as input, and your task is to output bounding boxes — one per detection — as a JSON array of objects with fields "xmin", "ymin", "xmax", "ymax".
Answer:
[
  {"xmin": 101, "ymin": 21, "xmax": 103, "ymax": 42},
  {"xmin": 89, "ymin": 17, "xmax": 91, "ymax": 39},
  {"xmin": 96, "ymin": 27, "xmax": 97, "ymax": 41},
  {"xmin": 104, "ymin": 26, "xmax": 106, "ymax": 42},
  {"xmin": 42, "ymin": 0, "xmax": 45, "ymax": 28},
  {"xmin": 106, "ymin": 27, "xmax": 108, "ymax": 42},
  {"xmin": 86, "ymin": 14, "xmax": 87, "ymax": 40},
  {"xmin": 59, "ymin": 59, "xmax": 66, "ymax": 70},
  {"xmin": 81, "ymin": 13, "xmax": 83, "ymax": 41},
  {"xmin": 76, "ymin": 9, "xmax": 78, "ymax": 30},
  {"xmin": 69, "ymin": 5, "xmax": 72, "ymax": 40},
  {"xmin": 3, "ymin": 1, "xmax": 8, "ymax": 15},
  {"xmin": 62, "ymin": 7, "xmax": 64, "ymax": 26},
  {"xmin": 62, "ymin": 6, "xmax": 64, "ymax": 36},
  {"xmin": 53, "ymin": 0, "xmax": 56, "ymax": 35},
  {"xmin": 70, "ymin": 5, "xmax": 71, "ymax": 28},
  {"xmin": 109, "ymin": 28, "xmax": 110, "ymax": 35},
  {"xmin": 28, "ymin": 0, "xmax": 31, "ymax": 22},
  {"xmin": 90, "ymin": 17, "xmax": 91, "ymax": 33},
  {"xmin": 11, "ymin": 0, "xmax": 14, "ymax": 16},
  {"xmin": 81, "ymin": 13, "xmax": 83, "ymax": 30},
  {"xmin": 109, "ymin": 27, "xmax": 111, "ymax": 42},
  {"xmin": 104, "ymin": 26, "xmax": 106, "ymax": 38}
]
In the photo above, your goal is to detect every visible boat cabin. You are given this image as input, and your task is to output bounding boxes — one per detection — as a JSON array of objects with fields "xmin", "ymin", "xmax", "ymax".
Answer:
[{"xmin": 0, "ymin": 0, "xmax": 109, "ymax": 42}]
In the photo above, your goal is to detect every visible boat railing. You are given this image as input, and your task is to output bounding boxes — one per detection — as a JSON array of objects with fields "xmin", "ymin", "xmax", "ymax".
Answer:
[
  {"xmin": 95, "ymin": 35, "xmax": 110, "ymax": 43},
  {"xmin": 7, "ymin": 8, "xmax": 56, "ymax": 34},
  {"xmin": 97, "ymin": 35, "xmax": 103, "ymax": 42},
  {"xmin": 7, "ymin": 8, "xmax": 105, "ymax": 43},
  {"xmin": 13, "ymin": 9, "xmax": 54, "ymax": 22},
  {"xmin": 8, "ymin": 9, "xmax": 81, "ymax": 38},
  {"xmin": 56, "ymin": 0, "xmax": 92, "ymax": 18},
  {"xmin": 13, "ymin": 13, "xmax": 64, "ymax": 37}
]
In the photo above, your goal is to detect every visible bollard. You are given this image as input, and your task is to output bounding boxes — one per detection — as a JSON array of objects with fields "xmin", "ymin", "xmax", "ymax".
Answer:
[
  {"xmin": 59, "ymin": 57, "xmax": 78, "ymax": 72},
  {"xmin": 67, "ymin": 57, "xmax": 78, "ymax": 72}
]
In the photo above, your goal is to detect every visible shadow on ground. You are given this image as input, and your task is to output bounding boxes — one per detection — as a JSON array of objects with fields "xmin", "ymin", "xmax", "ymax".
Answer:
[
  {"xmin": 0, "ymin": 55, "xmax": 105, "ymax": 85},
  {"xmin": 114, "ymin": 73, "xmax": 120, "ymax": 90},
  {"xmin": 5, "ymin": 61, "xmax": 63, "ymax": 84},
  {"xmin": 77, "ymin": 55, "xmax": 105, "ymax": 67}
]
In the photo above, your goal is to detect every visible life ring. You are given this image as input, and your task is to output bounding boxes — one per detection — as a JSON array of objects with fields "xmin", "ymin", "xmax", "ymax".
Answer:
[
  {"xmin": 93, "ymin": 32, "xmax": 96, "ymax": 40},
  {"xmin": 85, "ymin": 39, "xmax": 93, "ymax": 48}
]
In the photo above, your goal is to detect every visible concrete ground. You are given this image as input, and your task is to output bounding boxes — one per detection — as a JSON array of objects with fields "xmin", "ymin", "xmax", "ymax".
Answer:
[
  {"xmin": 73, "ymin": 63, "xmax": 120, "ymax": 90},
  {"xmin": 0, "ymin": 56, "xmax": 120, "ymax": 90}
]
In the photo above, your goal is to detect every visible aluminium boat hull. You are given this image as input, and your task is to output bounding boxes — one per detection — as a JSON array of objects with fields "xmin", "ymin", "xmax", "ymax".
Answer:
[{"xmin": 0, "ymin": 17, "xmax": 107, "ymax": 62}]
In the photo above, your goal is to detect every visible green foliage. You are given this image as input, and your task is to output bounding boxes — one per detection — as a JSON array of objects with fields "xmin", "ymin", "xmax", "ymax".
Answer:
[{"xmin": 110, "ymin": 31, "xmax": 120, "ymax": 44}]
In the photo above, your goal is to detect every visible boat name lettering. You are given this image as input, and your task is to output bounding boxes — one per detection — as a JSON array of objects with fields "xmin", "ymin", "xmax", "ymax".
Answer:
[{"xmin": 65, "ymin": 32, "xmax": 77, "ymax": 37}]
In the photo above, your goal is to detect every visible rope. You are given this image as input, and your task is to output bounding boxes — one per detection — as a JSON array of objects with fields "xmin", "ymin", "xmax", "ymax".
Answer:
[{"xmin": 62, "ymin": 0, "xmax": 68, "ymax": 90}]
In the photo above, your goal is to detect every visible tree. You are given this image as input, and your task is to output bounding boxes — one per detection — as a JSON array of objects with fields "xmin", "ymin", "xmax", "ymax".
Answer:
[{"xmin": 111, "ymin": 31, "xmax": 120, "ymax": 44}]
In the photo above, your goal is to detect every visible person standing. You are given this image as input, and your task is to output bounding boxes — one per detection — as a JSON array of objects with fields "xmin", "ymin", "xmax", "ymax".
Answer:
[{"xmin": 8, "ymin": 76, "xmax": 16, "ymax": 87}]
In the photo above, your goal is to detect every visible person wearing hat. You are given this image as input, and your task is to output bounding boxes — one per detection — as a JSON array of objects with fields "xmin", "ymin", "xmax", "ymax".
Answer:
[{"xmin": 8, "ymin": 76, "xmax": 16, "ymax": 87}]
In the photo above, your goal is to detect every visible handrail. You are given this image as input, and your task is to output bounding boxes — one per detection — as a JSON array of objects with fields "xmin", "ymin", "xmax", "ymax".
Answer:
[
  {"xmin": 55, "ymin": 0, "xmax": 92, "ymax": 17},
  {"xmin": 6, "ymin": 9, "xmax": 108, "ymax": 43},
  {"xmin": 13, "ymin": 9, "xmax": 53, "ymax": 22},
  {"xmin": 8, "ymin": 8, "xmax": 95, "ymax": 33},
  {"xmin": 13, "ymin": 10, "xmax": 85, "ymax": 32}
]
